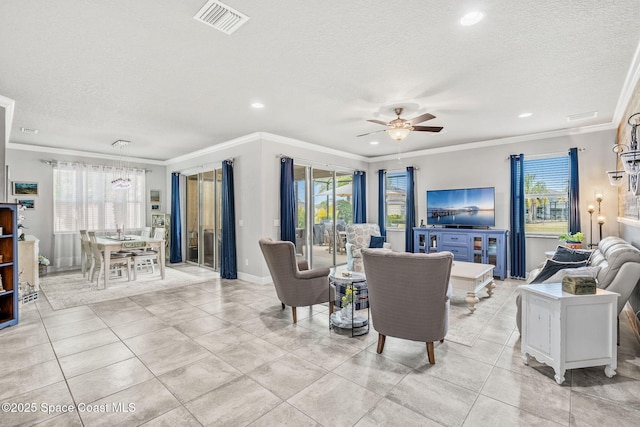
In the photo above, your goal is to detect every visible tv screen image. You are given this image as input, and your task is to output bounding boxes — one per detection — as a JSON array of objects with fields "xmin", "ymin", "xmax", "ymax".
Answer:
[{"xmin": 426, "ymin": 187, "xmax": 495, "ymax": 227}]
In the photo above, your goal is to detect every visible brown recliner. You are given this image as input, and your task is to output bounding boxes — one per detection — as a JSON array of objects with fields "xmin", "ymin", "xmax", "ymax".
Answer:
[
  {"xmin": 362, "ymin": 249, "xmax": 453, "ymax": 364},
  {"xmin": 259, "ymin": 238, "xmax": 334, "ymax": 323}
]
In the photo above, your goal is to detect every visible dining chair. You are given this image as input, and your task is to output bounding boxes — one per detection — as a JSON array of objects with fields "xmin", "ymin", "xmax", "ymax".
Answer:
[
  {"xmin": 79, "ymin": 230, "xmax": 92, "ymax": 278},
  {"xmin": 132, "ymin": 227, "xmax": 165, "ymax": 274},
  {"xmin": 141, "ymin": 227, "xmax": 152, "ymax": 238},
  {"xmin": 88, "ymin": 231, "xmax": 135, "ymax": 288}
]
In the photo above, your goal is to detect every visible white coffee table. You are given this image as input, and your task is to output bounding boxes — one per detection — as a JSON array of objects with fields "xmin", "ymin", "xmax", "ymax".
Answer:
[{"xmin": 450, "ymin": 261, "xmax": 495, "ymax": 313}]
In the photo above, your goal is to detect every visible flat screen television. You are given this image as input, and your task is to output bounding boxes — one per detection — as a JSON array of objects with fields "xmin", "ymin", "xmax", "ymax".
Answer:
[{"xmin": 426, "ymin": 187, "xmax": 495, "ymax": 227}]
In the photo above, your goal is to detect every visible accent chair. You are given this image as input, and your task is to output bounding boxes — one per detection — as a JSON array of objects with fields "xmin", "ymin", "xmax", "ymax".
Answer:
[
  {"xmin": 346, "ymin": 223, "xmax": 391, "ymax": 272},
  {"xmin": 259, "ymin": 237, "xmax": 334, "ymax": 323},
  {"xmin": 362, "ymin": 249, "xmax": 453, "ymax": 364}
]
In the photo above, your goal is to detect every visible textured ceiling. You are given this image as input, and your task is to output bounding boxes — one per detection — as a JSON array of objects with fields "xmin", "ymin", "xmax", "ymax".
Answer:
[{"xmin": 1, "ymin": 0, "xmax": 639, "ymax": 161}]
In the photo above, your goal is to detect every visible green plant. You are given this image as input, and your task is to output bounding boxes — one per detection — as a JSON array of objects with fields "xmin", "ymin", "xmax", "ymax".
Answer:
[
  {"xmin": 341, "ymin": 285, "xmax": 356, "ymax": 306},
  {"xmin": 558, "ymin": 231, "xmax": 584, "ymax": 243}
]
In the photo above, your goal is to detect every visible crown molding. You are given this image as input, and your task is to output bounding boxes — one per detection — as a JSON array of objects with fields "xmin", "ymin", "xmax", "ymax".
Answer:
[
  {"xmin": 369, "ymin": 122, "xmax": 617, "ymax": 162},
  {"xmin": 0, "ymin": 95, "xmax": 15, "ymax": 144},
  {"xmin": 165, "ymin": 131, "xmax": 370, "ymax": 165},
  {"xmin": 613, "ymin": 40, "xmax": 640, "ymax": 125},
  {"xmin": 259, "ymin": 132, "xmax": 370, "ymax": 162},
  {"xmin": 7, "ymin": 142, "xmax": 165, "ymax": 165}
]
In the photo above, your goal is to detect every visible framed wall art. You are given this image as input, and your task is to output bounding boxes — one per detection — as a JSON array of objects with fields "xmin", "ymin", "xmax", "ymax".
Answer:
[
  {"xmin": 16, "ymin": 199, "xmax": 35, "ymax": 210},
  {"xmin": 150, "ymin": 190, "xmax": 160, "ymax": 203},
  {"xmin": 13, "ymin": 181, "xmax": 38, "ymax": 196}
]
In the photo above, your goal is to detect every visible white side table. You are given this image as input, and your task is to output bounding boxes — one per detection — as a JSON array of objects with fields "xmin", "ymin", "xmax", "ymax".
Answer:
[{"xmin": 518, "ymin": 283, "xmax": 618, "ymax": 385}]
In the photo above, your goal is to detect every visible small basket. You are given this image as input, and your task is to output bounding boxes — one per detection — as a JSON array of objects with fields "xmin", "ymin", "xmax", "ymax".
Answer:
[{"xmin": 19, "ymin": 282, "xmax": 39, "ymax": 304}]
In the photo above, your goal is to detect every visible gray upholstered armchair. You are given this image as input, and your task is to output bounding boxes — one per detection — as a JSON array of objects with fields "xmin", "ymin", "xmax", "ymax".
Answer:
[
  {"xmin": 259, "ymin": 238, "xmax": 334, "ymax": 323},
  {"xmin": 362, "ymin": 249, "xmax": 453, "ymax": 364},
  {"xmin": 346, "ymin": 223, "xmax": 391, "ymax": 272}
]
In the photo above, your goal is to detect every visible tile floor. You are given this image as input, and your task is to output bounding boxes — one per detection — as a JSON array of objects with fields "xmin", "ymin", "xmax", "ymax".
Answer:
[{"xmin": 1, "ymin": 264, "xmax": 640, "ymax": 426}]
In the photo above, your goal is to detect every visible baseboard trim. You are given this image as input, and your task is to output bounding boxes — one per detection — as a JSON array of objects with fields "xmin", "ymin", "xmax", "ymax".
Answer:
[
  {"xmin": 237, "ymin": 271, "xmax": 272, "ymax": 285},
  {"xmin": 623, "ymin": 302, "xmax": 640, "ymax": 344}
]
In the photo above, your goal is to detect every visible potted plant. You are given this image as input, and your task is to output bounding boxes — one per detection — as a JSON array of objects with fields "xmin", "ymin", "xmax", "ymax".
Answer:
[{"xmin": 558, "ymin": 232, "xmax": 585, "ymax": 249}]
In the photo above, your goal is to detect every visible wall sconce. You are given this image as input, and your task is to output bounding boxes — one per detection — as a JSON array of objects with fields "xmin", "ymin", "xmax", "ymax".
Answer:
[{"xmin": 607, "ymin": 112, "xmax": 640, "ymax": 190}]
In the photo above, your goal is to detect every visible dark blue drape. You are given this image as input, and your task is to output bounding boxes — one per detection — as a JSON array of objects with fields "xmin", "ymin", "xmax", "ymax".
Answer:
[
  {"xmin": 405, "ymin": 167, "xmax": 416, "ymax": 252},
  {"xmin": 510, "ymin": 154, "xmax": 526, "ymax": 279},
  {"xmin": 280, "ymin": 157, "xmax": 296, "ymax": 244},
  {"xmin": 353, "ymin": 171, "xmax": 366, "ymax": 223},
  {"xmin": 169, "ymin": 172, "xmax": 182, "ymax": 263},
  {"xmin": 221, "ymin": 160, "xmax": 237, "ymax": 279},
  {"xmin": 568, "ymin": 147, "xmax": 581, "ymax": 234},
  {"xmin": 378, "ymin": 170, "xmax": 386, "ymax": 238}
]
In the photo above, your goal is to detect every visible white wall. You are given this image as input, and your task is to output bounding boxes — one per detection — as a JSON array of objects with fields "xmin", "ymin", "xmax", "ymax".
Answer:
[
  {"xmin": 367, "ymin": 128, "xmax": 617, "ymax": 273},
  {"xmin": 166, "ymin": 133, "xmax": 369, "ymax": 282},
  {"xmin": 6, "ymin": 148, "xmax": 167, "ymax": 267},
  {"xmin": 4, "ymin": 128, "xmax": 616, "ymax": 281}
]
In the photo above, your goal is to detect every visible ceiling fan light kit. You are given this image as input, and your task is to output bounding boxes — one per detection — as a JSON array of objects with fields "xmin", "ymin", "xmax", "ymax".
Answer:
[{"xmin": 359, "ymin": 106, "xmax": 442, "ymax": 143}]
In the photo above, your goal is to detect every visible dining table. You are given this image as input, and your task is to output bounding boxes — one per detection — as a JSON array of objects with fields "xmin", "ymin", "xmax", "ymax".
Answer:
[{"xmin": 95, "ymin": 235, "xmax": 166, "ymax": 289}]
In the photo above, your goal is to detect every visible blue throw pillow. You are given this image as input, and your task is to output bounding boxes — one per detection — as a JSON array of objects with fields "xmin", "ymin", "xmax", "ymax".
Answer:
[
  {"xmin": 552, "ymin": 245, "xmax": 592, "ymax": 263},
  {"xmin": 530, "ymin": 259, "xmax": 588, "ymax": 284},
  {"xmin": 369, "ymin": 236, "xmax": 385, "ymax": 248}
]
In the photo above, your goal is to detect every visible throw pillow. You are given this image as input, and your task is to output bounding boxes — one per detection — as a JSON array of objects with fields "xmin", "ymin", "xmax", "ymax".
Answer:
[
  {"xmin": 552, "ymin": 245, "xmax": 592, "ymax": 263},
  {"xmin": 542, "ymin": 266, "xmax": 601, "ymax": 284},
  {"xmin": 530, "ymin": 259, "xmax": 588, "ymax": 284},
  {"xmin": 369, "ymin": 236, "xmax": 385, "ymax": 248}
]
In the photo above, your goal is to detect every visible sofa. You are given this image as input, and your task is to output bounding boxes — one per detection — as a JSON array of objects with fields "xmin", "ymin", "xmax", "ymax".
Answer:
[
  {"xmin": 516, "ymin": 236, "xmax": 640, "ymax": 332},
  {"xmin": 345, "ymin": 223, "xmax": 391, "ymax": 272}
]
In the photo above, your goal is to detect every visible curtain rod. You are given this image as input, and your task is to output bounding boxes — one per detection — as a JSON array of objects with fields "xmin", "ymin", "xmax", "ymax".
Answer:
[
  {"xmin": 172, "ymin": 158, "xmax": 233, "ymax": 174},
  {"xmin": 378, "ymin": 167, "xmax": 421, "ymax": 173},
  {"xmin": 41, "ymin": 159, "xmax": 151, "ymax": 173},
  {"xmin": 276, "ymin": 154, "xmax": 357, "ymax": 173},
  {"xmin": 505, "ymin": 147, "xmax": 585, "ymax": 160}
]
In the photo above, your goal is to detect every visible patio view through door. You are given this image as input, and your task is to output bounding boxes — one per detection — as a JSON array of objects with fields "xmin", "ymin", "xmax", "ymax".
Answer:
[
  {"xmin": 186, "ymin": 170, "xmax": 222, "ymax": 270},
  {"xmin": 294, "ymin": 165, "xmax": 353, "ymax": 270}
]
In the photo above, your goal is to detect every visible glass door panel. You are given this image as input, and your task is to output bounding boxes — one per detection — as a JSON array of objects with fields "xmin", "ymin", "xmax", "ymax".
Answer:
[
  {"xmin": 294, "ymin": 166, "xmax": 308, "ymax": 259},
  {"xmin": 201, "ymin": 171, "xmax": 215, "ymax": 268},
  {"xmin": 186, "ymin": 175, "xmax": 199, "ymax": 263},
  {"xmin": 312, "ymin": 168, "xmax": 334, "ymax": 269},
  {"xmin": 334, "ymin": 171, "xmax": 352, "ymax": 266},
  {"xmin": 472, "ymin": 236, "xmax": 483, "ymax": 263},
  {"xmin": 185, "ymin": 170, "xmax": 222, "ymax": 270},
  {"xmin": 487, "ymin": 236, "xmax": 498, "ymax": 267}
]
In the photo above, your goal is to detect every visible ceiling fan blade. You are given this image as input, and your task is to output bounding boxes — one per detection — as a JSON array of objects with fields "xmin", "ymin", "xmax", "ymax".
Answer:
[
  {"xmin": 356, "ymin": 129, "xmax": 387, "ymax": 137},
  {"xmin": 412, "ymin": 125, "xmax": 443, "ymax": 132},
  {"xmin": 366, "ymin": 119, "xmax": 390, "ymax": 126},
  {"xmin": 408, "ymin": 113, "xmax": 436, "ymax": 125}
]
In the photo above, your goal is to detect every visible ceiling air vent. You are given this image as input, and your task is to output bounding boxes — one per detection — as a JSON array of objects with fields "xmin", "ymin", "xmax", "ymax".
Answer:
[
  {"xmin": 567, "ymin": 111, "xmax": 598, "ymax": 122},
  {"xmin": 194, "ymin": 0, "xmax": 249, "ymax": 35}
]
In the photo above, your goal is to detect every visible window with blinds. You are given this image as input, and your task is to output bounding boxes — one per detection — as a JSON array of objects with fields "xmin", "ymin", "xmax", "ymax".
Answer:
[
  {"xmin": 523, "ymin": 156, "xmax": 569, "ymax": 234},
  {"xmin": 385, "ymin": 172, "xmax": 407, "ymax": 229},
  {"xmin": 53, "ymin": 163, "xmax": 145, "ymax": 233}
]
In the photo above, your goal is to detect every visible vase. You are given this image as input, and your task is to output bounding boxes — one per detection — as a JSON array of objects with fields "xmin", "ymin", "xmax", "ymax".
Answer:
[
  {"xmin": 341, "ymin": 303, "xmax": 353, "ymax": 322},
  {"xmin": 565, "ymin": 241, "xmax": 583, "ymax": 249},
  {"xmin": 39, "ymin": 264, "xmax": 48, "ymax": 277}
]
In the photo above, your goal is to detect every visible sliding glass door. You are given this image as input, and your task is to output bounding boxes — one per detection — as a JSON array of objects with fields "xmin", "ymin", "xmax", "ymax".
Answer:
[
  {"xmin": 294, "ymin": 166, "xmax": 353, "ymax": 270},
  {"xmin": 186, "ymin": 170, "xmax": 222, "ymax": 270}
]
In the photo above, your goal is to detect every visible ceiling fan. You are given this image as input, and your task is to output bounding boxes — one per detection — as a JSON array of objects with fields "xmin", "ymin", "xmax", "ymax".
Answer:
[{"xmin": 357, "ymin": 107, "xmax": 443, "ymax": 142}]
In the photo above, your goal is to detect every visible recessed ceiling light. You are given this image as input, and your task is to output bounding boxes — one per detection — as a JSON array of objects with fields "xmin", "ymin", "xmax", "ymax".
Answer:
[
  {"xmin": 251, "ymin": 102, "xmax": 264, "ymax": 109},
  {"xmin": 518, "ymin": 112, "xmax": 533, "ymax": 118},
  {"xmin": 20, "ymin": 127, "xmax": 38, "ymax": 134},
  {"xmin": 369, "ymin": 141, "xmax": 379, "ymax": 145},
  {"xmin": 460, "ymin": 11, "xmax": 484, "ymax": 26}
]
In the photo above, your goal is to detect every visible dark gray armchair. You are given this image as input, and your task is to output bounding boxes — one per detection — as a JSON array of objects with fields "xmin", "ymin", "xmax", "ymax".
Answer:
[
  {"xmin": 362, "ymin": 249, "xmax": 453, "ymax": 364},
  {"xmin": 259, "ymin": 238, "xmax": 334, "ymax": 323}
]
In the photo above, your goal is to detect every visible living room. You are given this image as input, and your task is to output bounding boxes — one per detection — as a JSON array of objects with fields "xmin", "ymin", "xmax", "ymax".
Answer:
[{"xmin": 1, "ymin": 1, "xmax": 640, "ymax": 425}]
